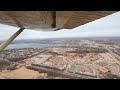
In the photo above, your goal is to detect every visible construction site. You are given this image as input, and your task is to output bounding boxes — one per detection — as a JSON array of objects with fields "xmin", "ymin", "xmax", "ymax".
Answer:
[{"xmin": 0, "ymin": 39, "xmax": 120, "ymax": 79}]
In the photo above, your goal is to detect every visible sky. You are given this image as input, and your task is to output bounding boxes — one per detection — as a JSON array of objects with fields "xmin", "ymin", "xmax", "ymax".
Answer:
[{"xmin": 0, "ymin": 11, "xmax": 120, "ymax": 40}]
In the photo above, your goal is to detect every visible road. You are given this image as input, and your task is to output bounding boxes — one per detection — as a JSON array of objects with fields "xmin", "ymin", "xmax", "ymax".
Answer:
[{"xmin": 104, "ymin": 46, "xmax": 120, "ymax": 65}]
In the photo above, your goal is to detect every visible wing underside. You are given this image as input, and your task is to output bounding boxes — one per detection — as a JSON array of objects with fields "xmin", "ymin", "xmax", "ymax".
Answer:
[{"xmin": 0, "ymin": 11, "xmax": 117, "ymax": 31}]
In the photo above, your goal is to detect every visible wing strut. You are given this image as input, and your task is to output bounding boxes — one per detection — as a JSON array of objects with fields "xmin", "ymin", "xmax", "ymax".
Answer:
[{"xmin": 0, "ymin": 28, "xmax": 24, "ymax": 52}]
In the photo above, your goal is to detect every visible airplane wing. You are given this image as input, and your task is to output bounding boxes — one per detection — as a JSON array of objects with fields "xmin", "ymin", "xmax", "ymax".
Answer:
[
  {"xmin": 0, "ymin": 11, "xmax": 116, "ymax": 31},
  {"xmin": 62, "ymin": 11, "xmax": 116, "ymax": 29},
  {"xmin": 0, "ymin": 11, "xmax": 117, "ymax": 52}
]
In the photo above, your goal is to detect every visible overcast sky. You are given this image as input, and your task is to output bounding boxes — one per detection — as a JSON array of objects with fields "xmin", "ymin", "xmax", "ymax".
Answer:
[{"xmin": 0, "ymin": 11, "xmax": 120, "ymax": 41}]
